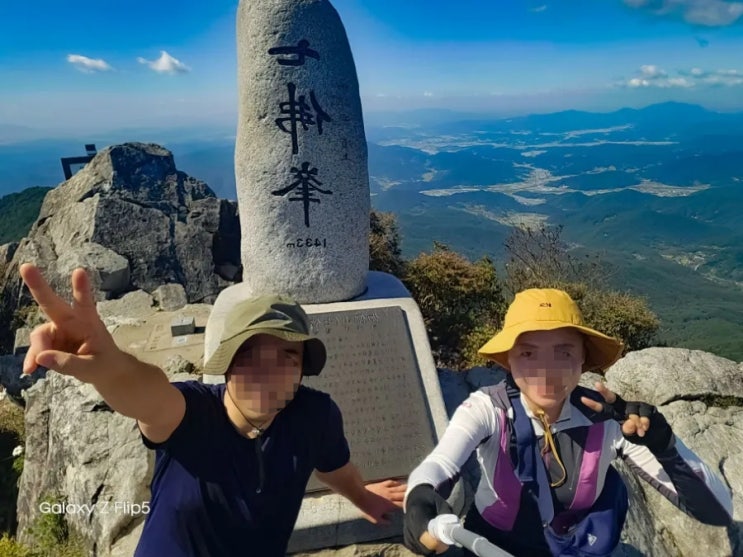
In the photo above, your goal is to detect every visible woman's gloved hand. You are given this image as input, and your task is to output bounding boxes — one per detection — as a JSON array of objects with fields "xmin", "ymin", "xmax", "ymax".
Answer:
[
  {"xmin": 403, "ymin": 484, "xmax": 453, "ymax": 555},
  {"xmin": 581, "ymin": 382, "xmax": 675, "ymax": 454}
]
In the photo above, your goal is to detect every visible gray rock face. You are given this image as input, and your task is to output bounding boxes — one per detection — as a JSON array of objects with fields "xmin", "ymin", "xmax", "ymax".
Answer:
[
  {"xmin": 0, "ymin": 242, "xmax": 17, "ymax": 277},
  {"xmin": 235, "ymin": 0, "xmax": 370, "ymax": 303},
  {"xmin": 97, "ymin": 290, "xmax": 156, "ymax": 328},
  {"xmin": 606, "ymin": 347, "xmax": 743, "ymax": 405},
  {"xmin": 0, "ymin": 143, "xmax": 242, "ymax": 352},
  {"xmin": 16, "ymin": 373, "xmax": 152, "ymax": 555},
  {"xmin": 13, "ymin": 328, "xmax": 31, "ymax": 356},
  {"xmin": 606, "ymin": 348, "xmax": 743, "ymax": 556},
  {"xmin": 56, "ymin": 242, "xmax": 130, "ymax": 297},
  {"xmin": 38, "ymin": 143, "xmax": 212, "ymax": 221}
]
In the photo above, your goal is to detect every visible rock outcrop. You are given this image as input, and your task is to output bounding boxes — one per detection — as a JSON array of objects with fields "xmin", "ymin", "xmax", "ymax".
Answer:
[
  {"xmin": 0, "ymin": 143, "xmax": 241, "ymax": 352},
  {"xmin": 606, "ymin": 348, "xmax": 743, "ymax": 557}
]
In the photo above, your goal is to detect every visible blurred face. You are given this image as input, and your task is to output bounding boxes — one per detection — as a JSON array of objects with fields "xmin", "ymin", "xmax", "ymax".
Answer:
[
  {"xmin": 226, "ymin": 334, "xmax": 304, "ymax": 414},
  {"xmin": 507, "ymin": 328, "xmax": 585, "ymax": 413}
]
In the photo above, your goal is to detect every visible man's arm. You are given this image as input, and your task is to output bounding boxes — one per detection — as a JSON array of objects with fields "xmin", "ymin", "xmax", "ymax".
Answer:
[
  {"xmin": 94, "ymin": 352, "xmax": 186, "ymax": 443},
  {"xmin": 315, "ymin": 462, "xmax": 404, "ymax": 524},
  {"xmin": 20, "ymin": 264, "xmax": 185, "ymax": 444},
  {"xmin": 315, "ymin": 461, "xmax": 368, "ymax": 508}
]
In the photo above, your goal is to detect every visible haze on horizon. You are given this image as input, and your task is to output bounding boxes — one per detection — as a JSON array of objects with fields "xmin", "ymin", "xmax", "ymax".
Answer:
[{"xmin": 1, "ymin": 0, "xmax": 743, "ymax": 137}]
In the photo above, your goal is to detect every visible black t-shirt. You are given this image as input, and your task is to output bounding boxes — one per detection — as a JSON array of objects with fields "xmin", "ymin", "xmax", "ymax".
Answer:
[{"xmin": 134, "ymin": 381, "xmax": 350, "ymax": 557}]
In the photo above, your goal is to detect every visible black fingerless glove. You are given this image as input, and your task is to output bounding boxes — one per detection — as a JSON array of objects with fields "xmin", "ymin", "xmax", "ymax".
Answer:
[
  {"xmin": 621, "ymin": 399, "xmax": 675, "ymax": 454},
  {"xmin": 594, "ymin": 394, "xmax": 675, "ymax": 454},
  {"xmin": 403, "ymin": 484, "xmax": 453, "ymax": 555}
]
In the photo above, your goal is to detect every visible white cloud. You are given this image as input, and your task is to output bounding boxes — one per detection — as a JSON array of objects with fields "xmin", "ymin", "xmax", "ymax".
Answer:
[
  {"xmin": 423, "ymin": 91, "xmax": 434, "ymax": 97},
  {"xmin": 137, "ymin": 51, "xmax": 191, "ymax": 75},
  {"xmin": 702, "ymin": 70, "xmax": 743, "ymax": 85},
  {"xmin": 530, "ymin": 5, "xmax": 549, "ymax": 12},
  {"xmin": 67, "ymin": 54, "xmax": 112, "ymax": 73},
  {"xmin": 628, "ymin": 78, "xmax": 652, "ymax": 87},
  {"xmin": 665, "ymin": 77, "xmax": 695, "ymax": 87},
  {"xmin": 626, "ymin": 65, "xmax": 743, "ymax": 87},
  {"xmin": 640, "ymin": 64, "xmax": 667, "ymax": 78},
  {"xmin": 623, "ymin": 0, "xmax": 743, "ymax": 27}
]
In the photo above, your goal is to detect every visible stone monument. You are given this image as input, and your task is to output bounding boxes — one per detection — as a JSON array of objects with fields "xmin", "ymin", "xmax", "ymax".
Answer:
[
  {"xmin": 234, "ymin": 0, "xmax": 369, "ymax": 303},
  {"xmin": 204, "ymin": 0, "xmax": 455, "ymax": 552}
]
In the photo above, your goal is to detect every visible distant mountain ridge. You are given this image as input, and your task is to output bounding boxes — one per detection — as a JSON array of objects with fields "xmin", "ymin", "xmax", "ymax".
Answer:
[{"xmin": 1, "ymin": 102, "xmax": 742, "ymax": 360}]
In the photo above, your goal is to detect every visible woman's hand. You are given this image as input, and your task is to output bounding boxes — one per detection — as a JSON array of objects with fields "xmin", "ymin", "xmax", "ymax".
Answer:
[{"xmin": 581, "ymin": 382, "xmax": 674, "ymax": 453}]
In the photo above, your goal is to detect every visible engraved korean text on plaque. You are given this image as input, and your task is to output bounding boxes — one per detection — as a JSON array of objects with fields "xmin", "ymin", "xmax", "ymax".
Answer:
[{"xmin": 303, "ymin": 307, "xmax": 436, "ymax": 492}]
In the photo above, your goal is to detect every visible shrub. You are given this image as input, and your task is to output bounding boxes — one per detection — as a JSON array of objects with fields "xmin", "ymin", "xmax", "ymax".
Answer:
[
  {"xmin": 24, "ymin": 494, "xmax": 88, "ymax": 557},
  {"xmin": 404, "ymin": 243, "xmax": 506, "ymax": 369},
  {"xmin": 0, "ymin": 533, "xmax": 33, "ymax": 557},
  {"xmin": 0, "ymin": 397, "xmax": 24, "ymax": 535},
  {"xmin": 568, "ymin": 285, "xmax": 660, "ymax": 353}
]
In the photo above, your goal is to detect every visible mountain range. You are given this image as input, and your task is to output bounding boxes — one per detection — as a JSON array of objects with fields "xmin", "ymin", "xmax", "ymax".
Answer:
[{"xmin": 1, "ymin": 102, "xmax": 742, "ymax": 360}]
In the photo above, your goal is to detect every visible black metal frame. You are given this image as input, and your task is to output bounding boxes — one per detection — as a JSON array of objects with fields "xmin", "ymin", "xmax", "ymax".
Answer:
[{"xmin": 60, "ymin": 144, "xmax": 97, "ymax": 180}]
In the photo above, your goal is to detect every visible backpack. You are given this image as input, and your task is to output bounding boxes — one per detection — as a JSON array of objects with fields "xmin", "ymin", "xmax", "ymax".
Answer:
[{"xmin": 502, "ymin": 378, "xmax": 629, "ymax": 557}]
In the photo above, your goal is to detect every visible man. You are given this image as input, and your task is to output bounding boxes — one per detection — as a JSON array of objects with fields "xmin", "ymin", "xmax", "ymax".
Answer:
[
  {"xmin": 19, "ymin": 264, "xmax": 405, "ymax": 556},
  {"xmin": 403, "ymin": 288, "xmax": 733, "ymax": 557}
]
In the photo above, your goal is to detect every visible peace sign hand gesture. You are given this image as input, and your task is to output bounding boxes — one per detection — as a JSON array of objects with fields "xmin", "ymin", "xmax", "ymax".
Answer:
[
  {"xmin": 19, "ymin": 264, "xmax": 123, "ymax": 383},
  {"xmin": 581, "ymin": 382, "xmax": 675, "ymax": 454}
]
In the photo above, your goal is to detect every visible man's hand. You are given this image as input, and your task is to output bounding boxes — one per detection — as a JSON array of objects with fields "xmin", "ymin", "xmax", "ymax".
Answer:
[
  {"xmin": 366, "ymin": 478, "xmax": 406, "ymax": 508},
  {"xmin": 358, "ymin": 479, "xmax": 406, "ymax": 524},
  {"xmin": 581, "ymin": 382, "xmax": 674, "ymax": 453},
  {"xmin": 19, "ymin": 264, "xmax": 122, "ymax": 382}
]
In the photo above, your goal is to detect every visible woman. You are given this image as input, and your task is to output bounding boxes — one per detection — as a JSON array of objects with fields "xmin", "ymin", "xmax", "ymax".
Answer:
[{"xmin": 403, "ymin": 288, "xmax": 733, "ymax": 557}]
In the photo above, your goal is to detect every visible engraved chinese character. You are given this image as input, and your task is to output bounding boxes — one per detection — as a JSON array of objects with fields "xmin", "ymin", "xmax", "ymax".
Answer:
[
  {"xmin": 271, "ymin": 162, "xmax": 332, "ymax": 227},
  {"xmin": 268, "ymin": 39, "xmax": 320, "ymax": 66},
  {"xmin": 275, "ymin": 83, "xmax": 332, "ymax": 154}
]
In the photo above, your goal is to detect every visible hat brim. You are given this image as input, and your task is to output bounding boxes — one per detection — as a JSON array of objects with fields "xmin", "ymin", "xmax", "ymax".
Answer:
[
  {"xmin": 478, "ymin": 321, "xmax": 624, "ymax": 373},
  {"xmin": 202, "ymin": 328, "xmax": 327, "ymax": 376}
]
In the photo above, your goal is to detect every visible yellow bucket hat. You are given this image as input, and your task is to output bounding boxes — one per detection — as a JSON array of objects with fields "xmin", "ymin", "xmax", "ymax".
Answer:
[{"xmin": 478, "ymin": 288, "xmax": 624, "ymax": 372}]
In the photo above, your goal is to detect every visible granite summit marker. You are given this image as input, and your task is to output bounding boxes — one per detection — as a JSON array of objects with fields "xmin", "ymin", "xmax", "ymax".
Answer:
[{"xmin": 235, "ymin": 0, "xmax": 370, "ymax": 303}]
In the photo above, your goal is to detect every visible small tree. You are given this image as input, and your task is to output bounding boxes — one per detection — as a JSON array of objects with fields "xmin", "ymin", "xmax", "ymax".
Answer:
[
  {"xmin": 404, "ymin": 243, "xmax": 506, "ymax": 369},
  {"xmin": 504, "ymin": 224, "xmax": 606, "ymax": 294},
  {"xmin": 569, "ymin": 285, "xmax": 660, "ymax": 353},
  {"xmin": 504, "ymin": 225, "xmax": 659, "ymax": 353},
  {"xmin": 369, "ymin": 210, "xmax": 406, "ymax": 277}
]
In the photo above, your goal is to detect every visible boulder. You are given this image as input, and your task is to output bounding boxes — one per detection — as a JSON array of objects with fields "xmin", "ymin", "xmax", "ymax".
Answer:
[
  {"xmin": 0, "ymin": 143, "xmax": 242, "ymax": 352},
  {"xmin": 15, "ymin": 373, "xmax": 152, "ymax": 555},
  {"xmin": 152, "ymin": 284, "xmax": 188, "ymax": 312},
  {"xmin": 0, "ymin": 242, "xmax": 17, "ymax": 277},
  {"xmin": 97, "ymin": 290, "xmax": 156, "ymax": 327},
  {"xmin": 606, "ymin": 348, "xmax": 743, "ymax": 556},
  {"xmin": 56, "ymin": 242, "xmax": 130, "ymax": 297}
]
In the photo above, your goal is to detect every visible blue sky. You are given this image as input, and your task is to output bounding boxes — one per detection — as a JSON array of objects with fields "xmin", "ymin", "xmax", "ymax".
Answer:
[{"xmin": 1, "ymin": 0, "xmax": 742, "ymax": 135}]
